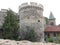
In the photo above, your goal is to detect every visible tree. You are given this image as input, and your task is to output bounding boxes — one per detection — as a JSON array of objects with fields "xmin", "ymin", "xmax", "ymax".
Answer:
[
  {"xmin": 2, "ymin": 9, "xmax": 19, "ymax": 40},
  {"xmin": 44, "ymin": 17, "xmax": 49, "ymax": 25}
]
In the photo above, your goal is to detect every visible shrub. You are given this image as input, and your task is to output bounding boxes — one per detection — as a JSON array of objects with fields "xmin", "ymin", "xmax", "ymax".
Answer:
[{"xmin": 48, "ymin": 36, "xmax": 54, "ymax": 42}]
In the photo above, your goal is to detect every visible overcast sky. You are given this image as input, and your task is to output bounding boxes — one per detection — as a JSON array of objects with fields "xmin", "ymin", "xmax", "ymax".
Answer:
[{"xmin": 0, "ymin": 0, "xmax": 60, "ymax": 25}]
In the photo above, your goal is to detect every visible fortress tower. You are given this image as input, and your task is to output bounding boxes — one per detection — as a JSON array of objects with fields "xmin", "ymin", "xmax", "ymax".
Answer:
[{"xmin": 19, "ymin": 2, "xmax": 44, "ymax": 42}]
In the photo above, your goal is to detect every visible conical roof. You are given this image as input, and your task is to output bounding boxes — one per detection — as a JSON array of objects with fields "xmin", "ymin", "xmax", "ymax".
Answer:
[{"xmin": 49, "ymin": 12, "xmax": 55, "ymax": 20}]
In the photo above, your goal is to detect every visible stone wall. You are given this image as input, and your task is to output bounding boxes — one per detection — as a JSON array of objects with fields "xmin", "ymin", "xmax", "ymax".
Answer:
[
  {"xmin": 0, "ymin": 39, "xmax": 59, "ymax": 45},
  {"xmin": 19, "ymin": 2, "xmax": 44, "ymax": 42},
  {"xmin": 0, "ymin": 9, "xmax": 7, "ymax": 28}
]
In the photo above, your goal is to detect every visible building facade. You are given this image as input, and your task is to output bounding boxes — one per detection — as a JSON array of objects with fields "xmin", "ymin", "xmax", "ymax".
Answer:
[{"xmin": 44, "ymin": 12, "xmax": 60, "ymax": 42}]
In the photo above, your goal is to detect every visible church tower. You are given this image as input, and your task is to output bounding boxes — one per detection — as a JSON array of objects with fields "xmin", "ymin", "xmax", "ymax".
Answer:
[{"xmin": 48, "ymin": 12, "xmax": 56, "ymax": 26}]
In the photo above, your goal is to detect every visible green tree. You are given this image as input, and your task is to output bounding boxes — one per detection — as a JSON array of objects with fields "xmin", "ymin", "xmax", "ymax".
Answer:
[
  {"xmin": 2, "ymin": 9, "xmax": 19, "ymax": 40},
  {"xmin": 44, "ymin": 17, "xmax": 49, "ymax": 25}
]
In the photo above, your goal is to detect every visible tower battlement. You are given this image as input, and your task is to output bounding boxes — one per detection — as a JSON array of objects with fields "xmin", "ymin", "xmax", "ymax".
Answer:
[{"xmin": 19, "ymin": 2, "xmax": 43, "ymax": 10}]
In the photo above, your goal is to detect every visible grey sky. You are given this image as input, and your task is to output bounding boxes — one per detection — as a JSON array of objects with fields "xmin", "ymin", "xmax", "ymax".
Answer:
[{"xmin": 0, "ymin": 0, "xmax": 60, "ymax": 25}]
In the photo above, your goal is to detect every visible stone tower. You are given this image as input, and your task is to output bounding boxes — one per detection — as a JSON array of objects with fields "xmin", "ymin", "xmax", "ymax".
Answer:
[
  {"xmin": 0, "ymin": 9, "xmax": 7, "ymax": 28},
  {"xmin": 19, "ymin": 2, "xmax": 44, "ymax": 42},
  {"xmin": 49, "ymin": 12, "xmax": 56, "ymax": 26}
]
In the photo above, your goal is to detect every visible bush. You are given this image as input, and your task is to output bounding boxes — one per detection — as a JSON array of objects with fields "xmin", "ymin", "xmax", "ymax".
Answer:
[{"xmin": 48, "ymin": 36, "xmax": 54, "ymax": 42}]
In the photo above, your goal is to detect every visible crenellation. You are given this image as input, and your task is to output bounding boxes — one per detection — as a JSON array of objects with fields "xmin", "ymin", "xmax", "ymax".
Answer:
[
  {"xmin": 39, "ymin": 4, "xmax": 44, "ymax": 9},
  {"xmin": 21, "ymin": 2, "xmax": 28, "ymax": 5},
  {"xmin": 30, "ymin": 2, "xmax": 37, "ymax": 5},
  {"xmin": 1, "ymin": 9, "xmax": 7, "ymax": 12},
  {"xmin": 19, "ymin": 2, "xmax": 43, "ymax": 11}
]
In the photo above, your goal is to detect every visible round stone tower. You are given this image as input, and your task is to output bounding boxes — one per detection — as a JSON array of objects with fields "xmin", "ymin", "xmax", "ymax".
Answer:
[{"xmin": 19, "ymin": 2, "xmax": 44, "ymax": 42}]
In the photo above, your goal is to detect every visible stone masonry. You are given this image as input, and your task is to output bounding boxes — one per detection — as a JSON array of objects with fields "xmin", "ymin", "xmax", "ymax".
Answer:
[
  {"xmin": 19, "ymin": 2, "xmax": 45, "ymax": 42},
  {"xmin": 0, "ymin": 39, "xmax": 59, "ymax": 45}
]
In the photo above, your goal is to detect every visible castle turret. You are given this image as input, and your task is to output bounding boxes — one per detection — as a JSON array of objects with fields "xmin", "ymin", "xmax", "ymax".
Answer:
[
  {"xmin": 49, "ymin": 12, "xmax": 56, "ymax": 26},
  {"xmin": 19, "ymin": 2, "xmax": 44, "ymax": 42}
]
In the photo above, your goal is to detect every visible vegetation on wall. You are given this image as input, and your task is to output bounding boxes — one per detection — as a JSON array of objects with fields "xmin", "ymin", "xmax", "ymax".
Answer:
[
  {"xmin": 24, "ymin": 29, "xmax": 36, "ymax": 42},
  {"xmin": 20, "ymin": 26, "xmax": 36, "ymax": 42}
]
